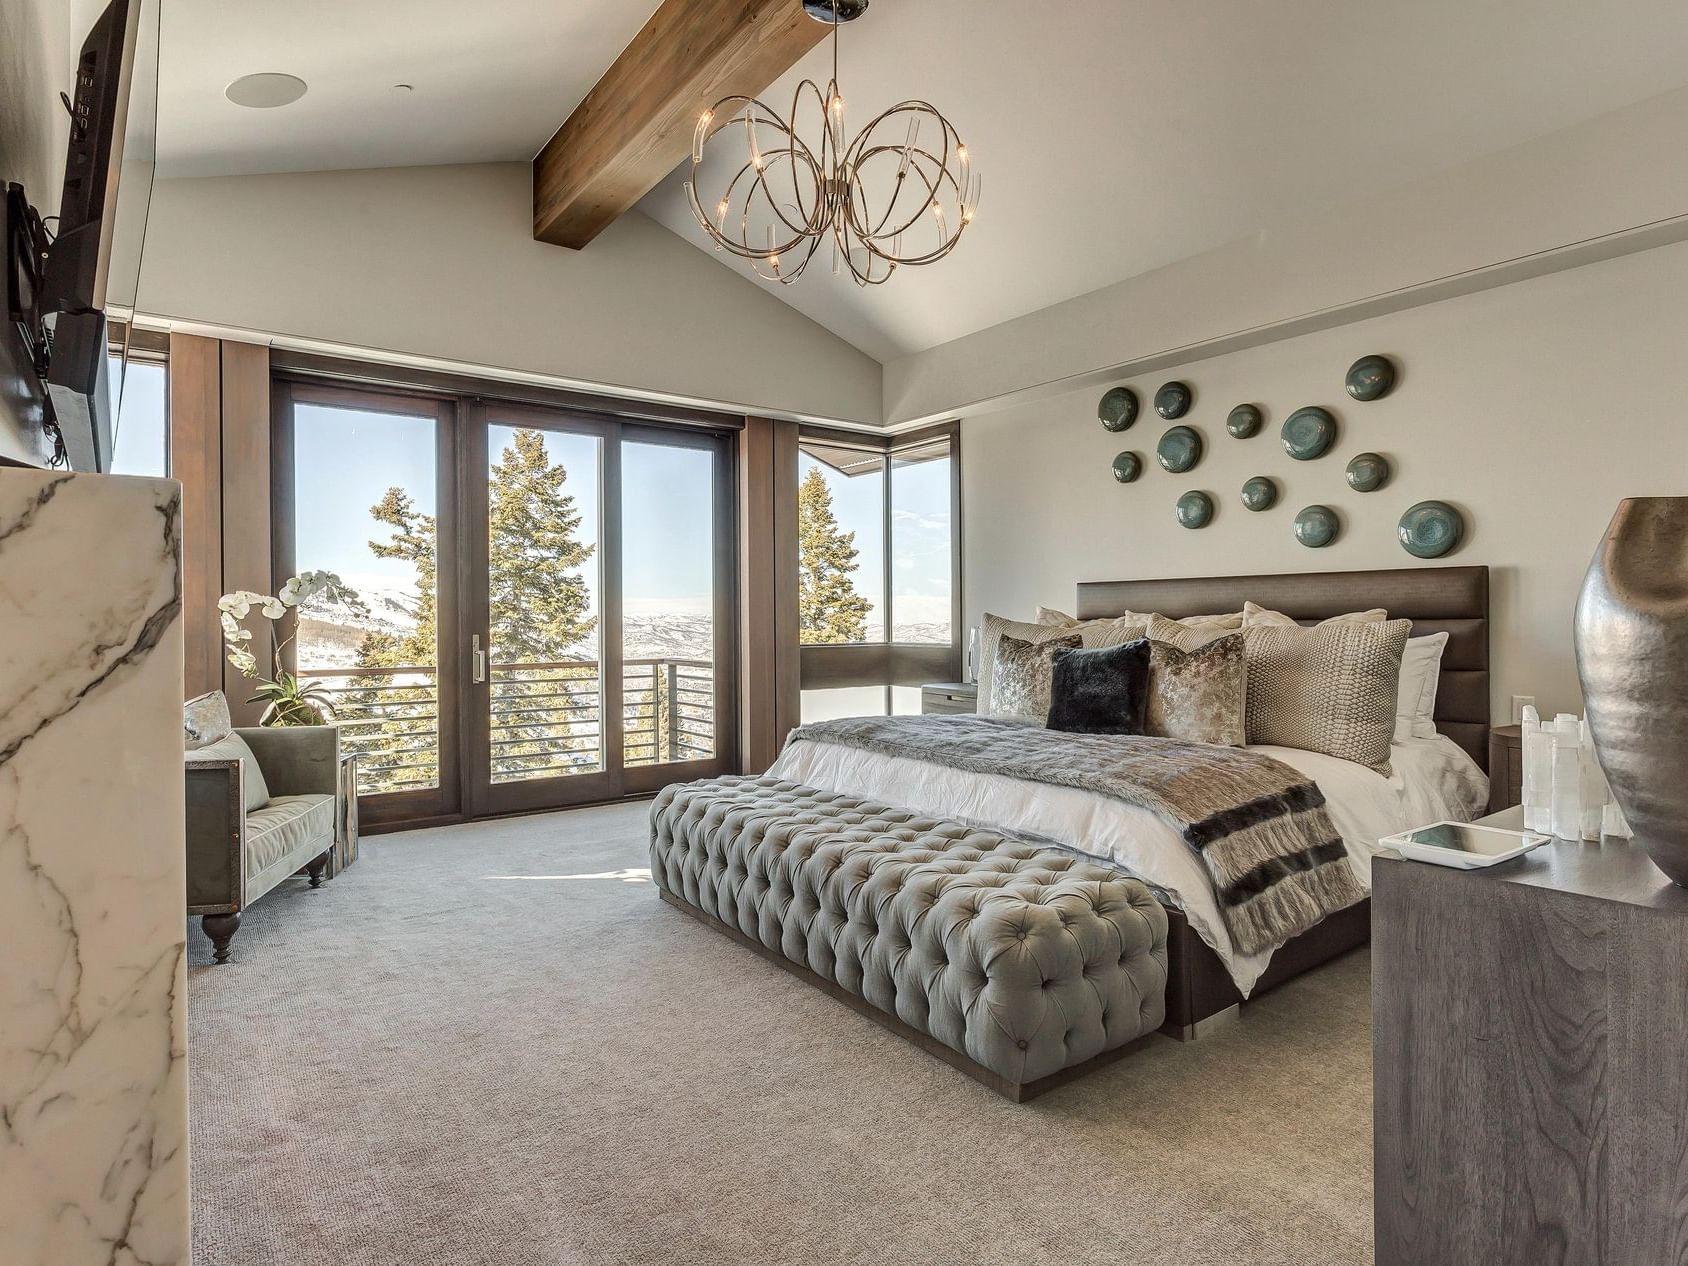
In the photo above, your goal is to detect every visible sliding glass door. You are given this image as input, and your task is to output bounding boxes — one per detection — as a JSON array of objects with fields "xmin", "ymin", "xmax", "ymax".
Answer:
[
  {"xmin": 274, "ymin": 382, "xmax": 461, "ymax": 827},
  {"xmin": 277, "ymin": 380, "xmax": 735, "ymax": 827}
]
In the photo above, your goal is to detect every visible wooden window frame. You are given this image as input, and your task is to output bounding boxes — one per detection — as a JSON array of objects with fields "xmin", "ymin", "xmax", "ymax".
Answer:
[{"xmin": 797, "ymin": 421, "xmax": 963, "ymax": 706}]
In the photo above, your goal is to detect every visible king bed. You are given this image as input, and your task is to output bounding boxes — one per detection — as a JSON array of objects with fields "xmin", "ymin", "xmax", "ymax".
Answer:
[{"xmin": 769, "ymin": 564, "xmax": 1492, "ymax": 1038}]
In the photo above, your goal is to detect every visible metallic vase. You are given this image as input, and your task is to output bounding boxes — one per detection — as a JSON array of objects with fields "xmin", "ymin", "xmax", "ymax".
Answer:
[{"xmin": 1575, "ymin": 497, "xmax": 1688, "ymax": 884}]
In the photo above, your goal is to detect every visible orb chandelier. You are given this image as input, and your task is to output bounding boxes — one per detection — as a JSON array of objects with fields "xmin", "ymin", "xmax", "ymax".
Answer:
[{"xmin": 683, "ymin": 0, "xmax": 980, "ymax": 287}]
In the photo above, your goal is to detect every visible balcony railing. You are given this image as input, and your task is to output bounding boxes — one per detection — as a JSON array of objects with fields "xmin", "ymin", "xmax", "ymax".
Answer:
[{"xmin": 299, "ymin": 657, "xmax": 715, "ymax": 797}]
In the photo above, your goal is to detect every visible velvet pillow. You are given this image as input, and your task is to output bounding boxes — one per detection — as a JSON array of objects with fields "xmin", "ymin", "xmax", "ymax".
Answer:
[
  {"xmin": 989, "ymin": 632, "xmax": 1082, "ymax": 723},
  {"xmin": 1046, "ymin": 640, "xmax": 1152, "ymax": 735},
  {"xmin": 1144, "ymin": 633, "xmax": 1248, "ymax": 746}
]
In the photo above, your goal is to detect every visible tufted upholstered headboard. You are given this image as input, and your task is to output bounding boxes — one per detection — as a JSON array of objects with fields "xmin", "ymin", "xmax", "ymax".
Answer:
[{"xmin": 1075, "ymin": 565, "xmax": 1491, "ymax": 772}]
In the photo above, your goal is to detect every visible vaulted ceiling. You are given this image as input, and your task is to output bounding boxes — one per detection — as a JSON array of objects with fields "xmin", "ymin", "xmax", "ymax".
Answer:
[{"xmin": 154, "ymin": 0, "xmax": 1688, "ymax": 363}]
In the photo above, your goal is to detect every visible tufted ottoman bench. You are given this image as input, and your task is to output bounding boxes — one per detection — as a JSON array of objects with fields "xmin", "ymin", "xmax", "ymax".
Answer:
[{"xmin": 650, "ymin": 776, "xmax": 1169, "ymax": 1101}]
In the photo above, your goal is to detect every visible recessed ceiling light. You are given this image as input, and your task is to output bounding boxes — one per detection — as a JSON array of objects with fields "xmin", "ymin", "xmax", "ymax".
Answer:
[
  {"xmin": 226, "ymin": 73, "xmax": 308, "ymax": 109},
  {"xmin": 392, "ymin": 83, "xmax": 415, "ymax": 93}
]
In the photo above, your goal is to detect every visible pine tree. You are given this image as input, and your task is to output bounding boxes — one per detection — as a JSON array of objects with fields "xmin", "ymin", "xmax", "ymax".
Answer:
[
  {"xmin": 487, "ymin": 428, "xmax": 596, "ymax": 661},
  {"xmin": 348, "ymin": 429, "xmax": 599, "ymax": 788},
  {"xmin": 798, "ymin": 465, "xmax": 871, "ymax": 643}
]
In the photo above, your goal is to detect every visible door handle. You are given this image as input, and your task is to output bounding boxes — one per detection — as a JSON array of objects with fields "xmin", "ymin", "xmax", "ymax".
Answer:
[{"xmin": 471, "ymin": 634, "xmax": 487, "ymax": 684}]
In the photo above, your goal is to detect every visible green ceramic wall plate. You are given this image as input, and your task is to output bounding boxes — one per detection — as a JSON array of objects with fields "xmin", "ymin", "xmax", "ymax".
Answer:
[
  {"xmin": 1155, "ymin": 381, "xmax": 1192, "ymax": 420},
  {"xmin": 1176, "ymin": 490, "xmax": 1214, "ymax": 529},
  {"xmin": 1112, "ymin": 451, "xmax": 1142, "ymax": 483},
  {"xmin": 1241, "ymin": 476, "xmax": 1278, "ymax": 511},
  {"xmin": 1156, "ymin": 425, "xmax": 1203, "ymax": 473},
  {"xmin": 1345, "ymin": 452, "xmax": 1391, "ymax": 492},
  {"xmin": 1226, "ymin": 404, "xmax": 1263, "ymax": 438},
  {"xmin": 1345, "ymin": 354, "xmax": 1396, "ymax": 402},
  {"xmin": 1281, "ymin": 406, "xmax": 1338, "ymax": 461},
  {"xmin": 1295, "ymin": 504, "xmax": 1340, "ymax": 548},
  {"xmin": 1398, "ymin": 500, "xmax": 1465, "ymax": 558},
  {"xmin": 1099, "ymin": 386, "xmax": 1139, "ymax": 432}
]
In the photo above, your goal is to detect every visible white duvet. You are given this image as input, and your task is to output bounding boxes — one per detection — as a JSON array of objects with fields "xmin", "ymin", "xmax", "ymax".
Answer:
[{"xmin": 769, "ymin": 733, "xmax": 1489, "ymax": 996}]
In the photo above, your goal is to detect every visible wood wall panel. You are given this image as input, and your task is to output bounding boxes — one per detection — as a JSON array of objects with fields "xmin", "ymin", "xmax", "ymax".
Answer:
[
  {"xmin": 737, "ymin": 416, "xmax": 799, "ymax": 772},
  {"xmin": 219, "ymin": 341, "xmax": 272, "ymax": 723},
  {"xmin": 168, "ymin": 334, "xmax": 222, "ymax": 700}
]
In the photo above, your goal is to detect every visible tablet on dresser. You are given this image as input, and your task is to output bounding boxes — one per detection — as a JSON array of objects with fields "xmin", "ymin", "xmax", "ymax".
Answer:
[{"xmin": 1378, "ymin": 820, "xmax": 1551, "ymax": 869}]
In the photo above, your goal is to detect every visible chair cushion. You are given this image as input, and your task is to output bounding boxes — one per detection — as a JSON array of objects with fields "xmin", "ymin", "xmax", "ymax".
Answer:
[
  {"xmin": 189, "ymin": 733, "xmax": 272, "ymax": 813},
  {"xmin": 184, "ymin": 691, "xmax": 232, "ymax": 749},
  {"xmin": 245, "ymin": 794, "xmax": 334, "ymax": 875}
]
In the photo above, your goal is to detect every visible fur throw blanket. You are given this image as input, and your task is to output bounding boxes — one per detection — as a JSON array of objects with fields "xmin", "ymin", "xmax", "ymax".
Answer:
[{"xmin": 788, "ymin": 714, "xmax": 1365, "ymax": 956}]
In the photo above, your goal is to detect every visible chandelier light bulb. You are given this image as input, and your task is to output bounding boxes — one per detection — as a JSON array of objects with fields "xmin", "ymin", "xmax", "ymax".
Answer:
[{"xmin": 684, "ymin": 0, "xmax": 977, "ymax": 287}]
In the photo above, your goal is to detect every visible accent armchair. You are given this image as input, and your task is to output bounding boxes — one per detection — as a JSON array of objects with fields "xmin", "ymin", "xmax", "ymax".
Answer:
[{"xmin": 184, "ymin": 692, "xmax": 340, "ymax": 962}]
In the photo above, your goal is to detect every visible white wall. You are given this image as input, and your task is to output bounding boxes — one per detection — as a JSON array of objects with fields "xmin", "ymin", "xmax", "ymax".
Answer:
[
  {"xmin": 0, "ymin": 0, "xmax": 107, "ymax": 463},
  {"xmin": 135, "ymin": 163, "xmax": 884, "ymax": 425},
  {"xmin": 963, "ymin": 237, "xmax": 1688, "ymax": 721},
  {"xmin": 891, "ymin": 83, "xmax": 1688, "ymax": 428}
]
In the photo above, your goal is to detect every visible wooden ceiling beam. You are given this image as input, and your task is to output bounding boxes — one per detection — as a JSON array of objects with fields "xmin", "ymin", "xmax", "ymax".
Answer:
[{"xmin": 533, "ymin": 0, "xmax": 827, "ymax": 250}]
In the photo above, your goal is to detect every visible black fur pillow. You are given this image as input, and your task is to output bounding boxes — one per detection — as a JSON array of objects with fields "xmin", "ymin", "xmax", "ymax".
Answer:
[{"xmin": 1046, "ymin": 639, "xmax": 1152, "ymax": 734}]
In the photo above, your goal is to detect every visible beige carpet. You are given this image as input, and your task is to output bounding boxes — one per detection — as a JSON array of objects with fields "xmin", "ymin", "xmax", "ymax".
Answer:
[{"xmin": 188, "ymin": 800, "xmax": 1375, "ymax": 1266}]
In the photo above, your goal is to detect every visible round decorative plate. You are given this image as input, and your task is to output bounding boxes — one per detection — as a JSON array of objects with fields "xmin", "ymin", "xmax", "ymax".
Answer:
[
  {"xmin": 1112, "ymin": 451, "xmax": 1142, "ymax": 483},
  {"xmin": 1398, "ymin": 500, "xmax": 1465, "ymax": 558},
  {"xmin": 1281, "ymin": 406, "xmax": 1338, "ymax": 461},
  {"xmin": 1098, "ymin": 386, "xmax": 1139, "ymax": 432},
  {"xmin": 1240, "ymin": 476, "xmax": 1278, "ymax": 511},
  {"xmin": 1345, "ymin": 451, "xmax": 1391, "ymax": 492},
  {"xmin": 1295, "ymin": 504, "xmax": 1340, "ymax": 548},
  {"xmin": 1226, "ymin": 403, "xmax": 1263, "ymax": 438},
  {"xmin": 1345, "ymin": 354, "xmax": 1396, "ymax": 402},
  {"xmin": 1155, "ymin": 380, "xmax": 1192, "ymax": 420},
  {"xmin": 1176, "ymin": 491, "xmax": 1214, "ymax": 530},
  {"xmin": 1156, "ymin": 425, "xmax": 1203, "ymax": 473}
]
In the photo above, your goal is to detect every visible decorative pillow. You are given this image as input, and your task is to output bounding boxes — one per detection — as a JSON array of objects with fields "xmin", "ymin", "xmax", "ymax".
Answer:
[
  {"xmin": 186, "ymin": 733, "xmax": 272, "ymax": 813},
  {"xmin": 1241, "ymin": 618, "xmax": 1411, "ymax": 774},
  {"xmin": 1144, "ymin": 634, "xmax": 1247, "ymax": 746},
  {"xmin": 989, "ymin": 632, "xmax": 1082, "ymax": 724},
  {"xmin": 1145, "ymin": 613, "xmax": 1236, "ymax": 652},
  {"xmin": 1395, "ymin": 631, "xmax": 1449, "ymax": 742},
  {"xmin": 184, "ymin": 690, "xmax": 233, "ymax": 750},
  {"xmin": 1242, "ymin": 601, "xmax": 1388, "ymax": 628},
  {"xmin": 1040, "ymin": 606, "xmax": 1242, "ymax": 631},
  {"xmin": 979, "ymin": 613, "xmax": 1145, "ymax": 708},
  {"xmin": 1046, "ymin": 640, "xmax": 1151, "ymax": 734}
]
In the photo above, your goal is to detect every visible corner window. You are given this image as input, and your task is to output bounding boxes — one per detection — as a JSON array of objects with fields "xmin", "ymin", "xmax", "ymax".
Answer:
[{"xmin": 796, "ymin": 423, "xmax": 960, "ymax": 722}]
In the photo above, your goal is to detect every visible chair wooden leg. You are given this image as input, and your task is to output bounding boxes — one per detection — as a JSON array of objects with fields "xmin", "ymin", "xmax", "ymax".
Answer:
[
  {"xmin": 202, "ymin": 912, "xmax": 241, "ymax": 964},
  {"xmin": 306, "ymin": 851, "xmax": 329, "ymax": 889}
]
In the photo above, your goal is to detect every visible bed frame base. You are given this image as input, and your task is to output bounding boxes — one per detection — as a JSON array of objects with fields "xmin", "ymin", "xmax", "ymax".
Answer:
[
  {"xmin": 1159, "ymin": 897, "xmax": 1372, "ymax": 1040},
  {"xmin": 658, "ymin": 887, "xmax": 1156, "ymax": 1103}
]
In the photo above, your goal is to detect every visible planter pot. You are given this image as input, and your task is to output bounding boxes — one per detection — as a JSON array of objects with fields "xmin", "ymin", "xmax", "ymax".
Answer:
[{"xmin": 1575, "ymin": 497, "xmax": 1688, "ymax": 884}]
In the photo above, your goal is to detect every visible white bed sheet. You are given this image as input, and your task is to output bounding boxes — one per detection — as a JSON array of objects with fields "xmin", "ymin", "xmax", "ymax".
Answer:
[{"xmin": 768, "ymin": 733, "xmax": 1488, "ymax": 997}]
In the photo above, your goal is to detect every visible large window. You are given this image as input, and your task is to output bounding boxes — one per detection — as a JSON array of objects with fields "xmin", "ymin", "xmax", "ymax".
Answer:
[
  {"xmin": 106, "ymin": 325, "xmax": 169, "ymax": 477},
  {"xmin": 797, "ymin": 423, "xmax": 960, "ymax": 722}
]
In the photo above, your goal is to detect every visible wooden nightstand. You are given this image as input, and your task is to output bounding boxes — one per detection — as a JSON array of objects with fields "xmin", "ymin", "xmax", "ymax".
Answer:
[
  {"xmin": 920, "ymin": 682, "xmax": 977, "ymax": 715},
  {"xmin": 1486, "ymin": 724, "xmax": 1522, "ymax": 813}
]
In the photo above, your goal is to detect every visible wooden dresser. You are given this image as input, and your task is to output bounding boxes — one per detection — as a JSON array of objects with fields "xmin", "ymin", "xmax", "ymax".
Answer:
[{"xmin": 1374, "ymin": 805, "xmax": 1688, "ymax": 1264}]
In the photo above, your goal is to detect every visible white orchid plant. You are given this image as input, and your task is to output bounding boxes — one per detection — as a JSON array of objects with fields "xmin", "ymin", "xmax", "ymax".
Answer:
[{"xmin": 219, "ymin": 571, "xmax": 368, "ymax": 725}]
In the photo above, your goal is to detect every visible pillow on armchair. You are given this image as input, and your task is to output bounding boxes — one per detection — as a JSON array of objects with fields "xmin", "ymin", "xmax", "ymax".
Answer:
[
  {"xmin": 184, "ymin": 690, "xmax": 232, "ymax": 749},
  {"xmin": 184, "ymin": 691, "xmax": 270, "ymax": 812}
]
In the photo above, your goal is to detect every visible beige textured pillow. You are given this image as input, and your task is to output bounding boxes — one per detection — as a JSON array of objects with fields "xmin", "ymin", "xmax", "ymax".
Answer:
[
  {"xmin": 980, "ymin": 613, "xmax": 1146, "ymax": 709},
  {"xmin": 1242, "ymin": 601, "xmax": 1388, "ymax": 629},
  {"xmin": 1041, "ymin": 606, "xmax": 1242, "ymax": 630},
  {"xmin": 187, "ymin": 733, "xmax": 272, "ymax": 813},
  {"xmin": 1242, "ymin": 618, "xmax": 1411, "ymax": 774},
  {"xmin": 1145, "ymin": 634, "xmax": 1247, "ymax": 747},
  {"xmin": 1145, "ymin": 613, "xmax": 1235, "ymax": 651},
  {"xmin": 989, "ymin": 632, "xmax": 1082, "ymax": 723}
]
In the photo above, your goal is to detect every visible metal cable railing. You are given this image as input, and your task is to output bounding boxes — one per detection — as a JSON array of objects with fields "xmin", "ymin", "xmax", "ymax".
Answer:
[{"xmin": 300, "ymin": 657, "xmax": 715, "ymax": 795}]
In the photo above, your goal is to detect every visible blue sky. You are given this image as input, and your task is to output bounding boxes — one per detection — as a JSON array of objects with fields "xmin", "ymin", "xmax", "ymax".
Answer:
[{"xmin": 107, "ymin": 379, "xmax": 947, "ymax": 636}]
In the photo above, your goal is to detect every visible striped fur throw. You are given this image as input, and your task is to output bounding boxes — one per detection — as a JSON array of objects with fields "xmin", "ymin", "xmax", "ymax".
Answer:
[{"xmin": 788, "ymin": 714, "xmax": 1365, "ymax": 956}]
